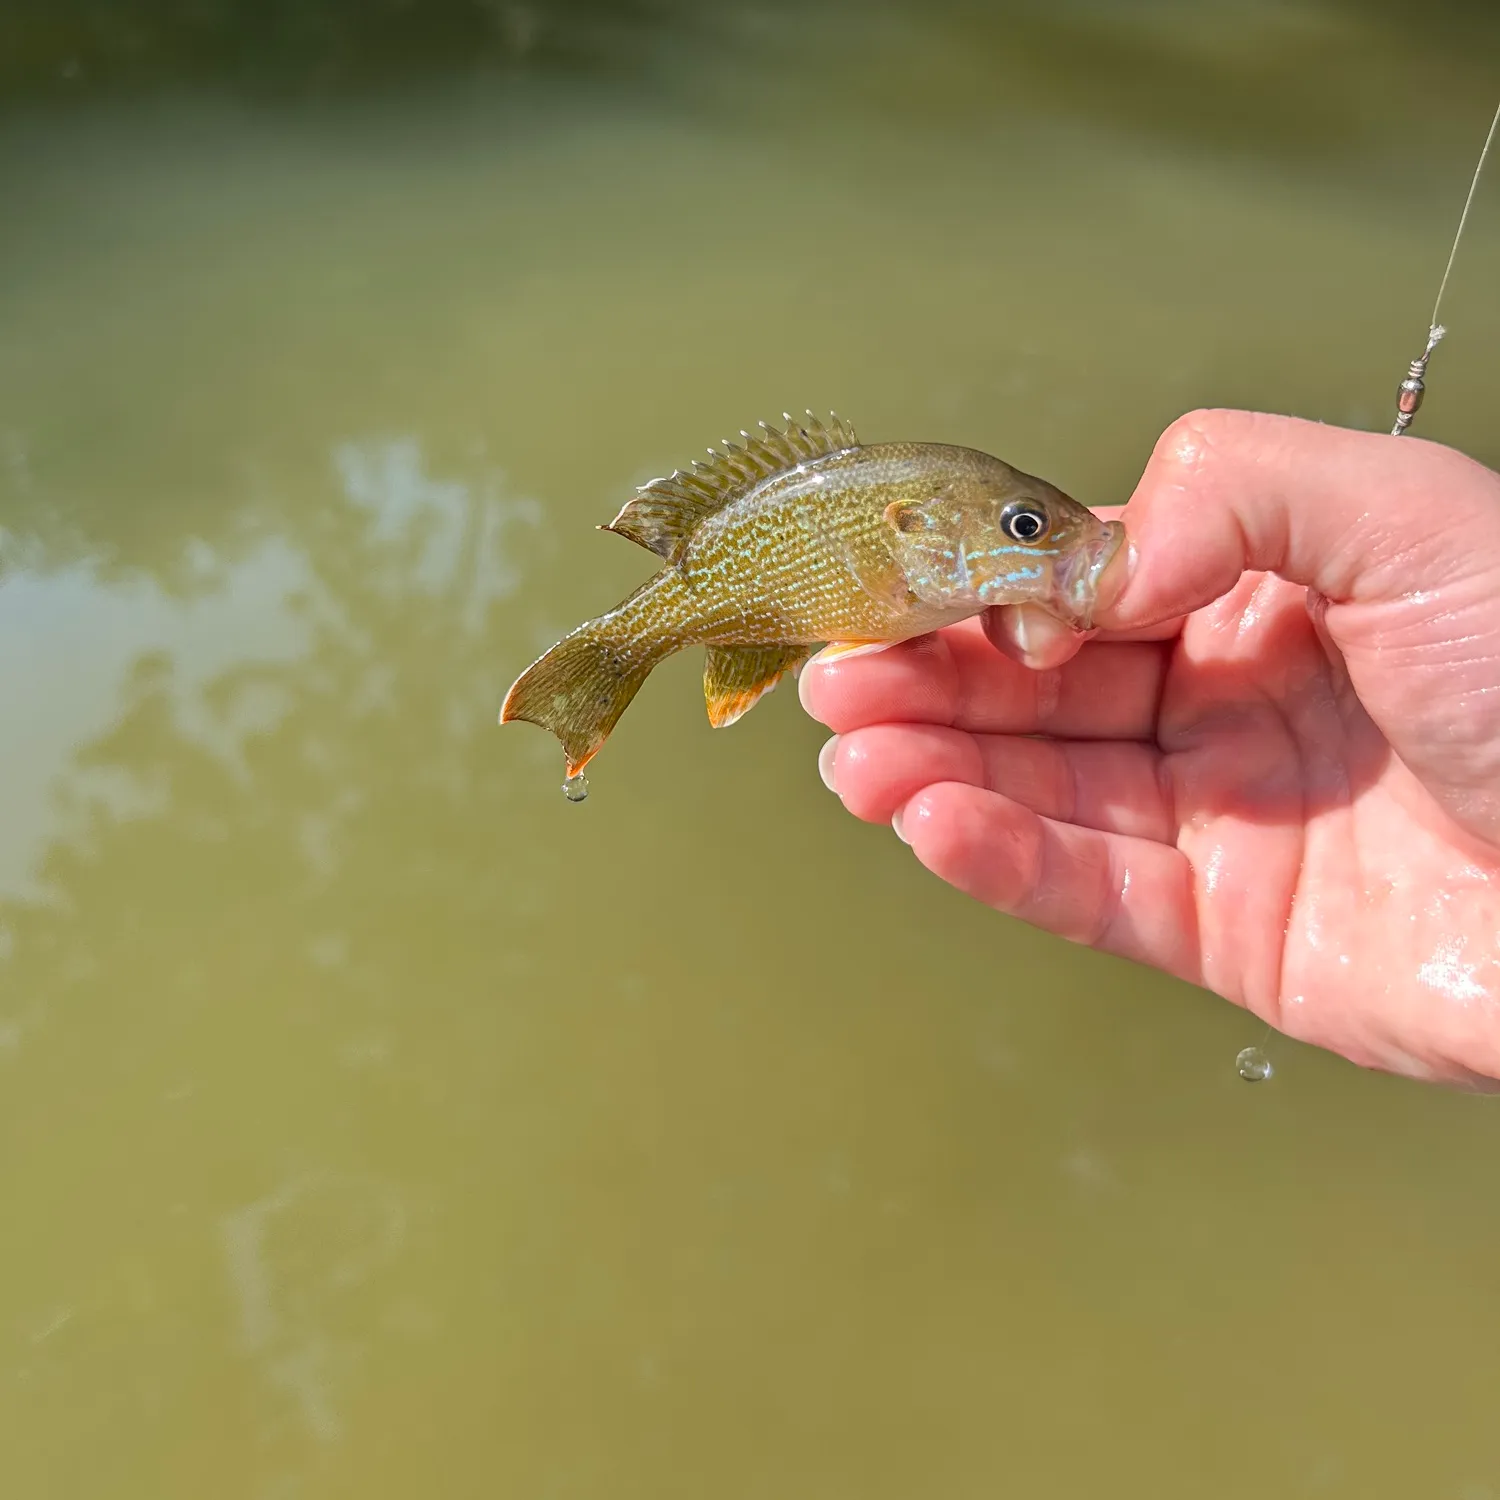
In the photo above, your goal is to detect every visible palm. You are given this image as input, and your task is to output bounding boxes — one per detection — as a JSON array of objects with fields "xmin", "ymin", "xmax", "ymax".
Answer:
[
  {"xmin": 1161, "ymin": 571, "xmax": 1500, "ymax": 1086},
  {"xmin": 807, "ymin": 579, "xmax": 1500, "ymax": 1087}
]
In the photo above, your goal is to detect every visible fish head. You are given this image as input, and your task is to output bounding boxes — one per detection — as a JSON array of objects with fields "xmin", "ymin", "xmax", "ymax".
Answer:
[{"xmin": 883, "ymin": 468, "xmax": 1124, "ymax": 630}]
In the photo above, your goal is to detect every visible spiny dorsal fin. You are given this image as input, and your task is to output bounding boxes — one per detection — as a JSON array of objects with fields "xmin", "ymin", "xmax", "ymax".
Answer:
[
  {"xmin": 600, "ymin": 410, "xmax": 860, "ymax": 564},
  {"xmin": 703, "ymin": 642, "xmax": 812, "ymax": 728}
]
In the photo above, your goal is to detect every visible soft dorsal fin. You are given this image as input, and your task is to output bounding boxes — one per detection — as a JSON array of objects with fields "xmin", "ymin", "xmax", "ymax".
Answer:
[{"xmin": 600, "ymin": 410, "xmax": 860, "ymax": 565}]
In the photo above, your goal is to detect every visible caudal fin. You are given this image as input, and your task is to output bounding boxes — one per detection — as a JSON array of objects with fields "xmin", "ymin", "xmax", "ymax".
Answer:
[{"xmin": 500, "ymin": 620, "xmax": 661, "ymax": 777}]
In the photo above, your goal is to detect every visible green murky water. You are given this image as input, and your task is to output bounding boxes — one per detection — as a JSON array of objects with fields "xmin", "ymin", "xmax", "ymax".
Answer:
[{"xmin": 3, "ymin": 3, "xmax": 1499, "ymax": 1495}]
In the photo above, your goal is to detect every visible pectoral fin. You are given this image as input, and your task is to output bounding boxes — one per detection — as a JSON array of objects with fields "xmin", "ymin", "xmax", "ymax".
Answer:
[
  {"xmin": 703, "ymin": 643, "xmax": 811, "ymax": 728},
  {"xmin": 809, "ymin": 640, "xmax": 897, "ymax": 664}
]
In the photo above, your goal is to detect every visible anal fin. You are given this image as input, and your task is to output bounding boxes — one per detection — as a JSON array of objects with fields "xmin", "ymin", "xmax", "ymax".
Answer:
[{"xmin": 703, "ymin": 643, "xmax": 811, "ymax": 728}]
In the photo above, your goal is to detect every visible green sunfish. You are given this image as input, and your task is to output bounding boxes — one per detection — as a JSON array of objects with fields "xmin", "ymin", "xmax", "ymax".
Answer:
[{"xmin": 501, "ymin": 412, "xmax": 1124, "ymax": 777}]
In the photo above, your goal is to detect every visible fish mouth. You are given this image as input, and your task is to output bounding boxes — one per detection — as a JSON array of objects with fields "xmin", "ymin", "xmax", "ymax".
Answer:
[{"xmin": 1051, "ymin": 519, "xmax": 1126, "ymax": 631}]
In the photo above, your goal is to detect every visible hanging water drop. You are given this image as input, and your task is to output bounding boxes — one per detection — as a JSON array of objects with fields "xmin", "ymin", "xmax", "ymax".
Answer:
[
  {"xmin": 562, "ymin": 772, "xmax": 590, "ymax": 803},
  {"xmin": 1235, "ymin": 1046, "xmax": 1273, "ymax": 1083}
]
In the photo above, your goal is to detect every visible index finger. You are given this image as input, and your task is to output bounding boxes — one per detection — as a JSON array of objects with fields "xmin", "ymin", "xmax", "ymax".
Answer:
[{"xmin": 797, "ymin": 617, "xmax": 1167, "ymax": 738}]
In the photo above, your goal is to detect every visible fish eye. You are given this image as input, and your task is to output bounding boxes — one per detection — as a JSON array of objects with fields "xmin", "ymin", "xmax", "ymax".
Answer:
[{"xmin": 1001, "ymin": 502, "xmax": 1049, "ymax": 543}]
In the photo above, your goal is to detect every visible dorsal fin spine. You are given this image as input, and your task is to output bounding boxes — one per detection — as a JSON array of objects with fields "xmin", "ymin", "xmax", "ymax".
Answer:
[
  {"xmin": 719, "ymin": 445, "xmax": 757, "ymax": 484},
  {"xmin": 598, "ymin": 411, "xmax": 862, "ymax": 564}
]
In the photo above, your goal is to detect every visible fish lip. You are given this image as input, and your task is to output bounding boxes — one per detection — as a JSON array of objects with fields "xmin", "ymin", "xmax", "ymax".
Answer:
[{"xmin": 1053, "ymin": 520, "xmax": 1125, "ymax": 631}]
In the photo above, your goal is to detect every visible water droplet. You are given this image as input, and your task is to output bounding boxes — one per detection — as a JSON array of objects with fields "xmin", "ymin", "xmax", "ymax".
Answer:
[
  {"xmin": 561, "ymin": 772, "xmax": 589, "ymax": 803},
  {"xmin": 1236, "ymin": 1045, "xmax": 1273, "ymax": 1083}
]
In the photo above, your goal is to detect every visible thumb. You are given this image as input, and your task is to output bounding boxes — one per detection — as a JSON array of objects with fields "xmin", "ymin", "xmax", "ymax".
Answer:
[
  {"xmin": 1102, "ymin": 409, "xmax": 1500, "ymax": 627},
  {"xmin": 1101, "ymin": 408, "xmax": 1500, "ymax": 844}
]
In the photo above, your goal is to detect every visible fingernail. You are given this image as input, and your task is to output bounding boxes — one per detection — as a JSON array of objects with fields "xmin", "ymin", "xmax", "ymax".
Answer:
[
  {"xmin": 1094, "ymin": 536, "xmax": 1136, "ymax": 622},
  {"xmin": 797, "ymin": 662, "xmax": 818, "ymax": 715},
  {"xmin": 994, "ymin": 604, "xmax": 1080, "ymax": 670},
  {"xmin": 1009, "ymin": 605, "xmax": 1038, "ymax": 659},
  {"xmin": 891, "ymin": 807, "xmax": 910, "ymax": 844},
  {"xmin": 818, "ymin": 735, "xmax": 840, "ymax": 792}
]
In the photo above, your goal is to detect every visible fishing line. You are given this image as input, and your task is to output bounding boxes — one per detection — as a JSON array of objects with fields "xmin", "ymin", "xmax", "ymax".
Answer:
[
  {"xmin": 1429, "ymin": 95, "xmax": 1500, "ymax": 329},
  {"xmin": 1390, "ymin": 94, "xmax": 1500, "ymax": 436}
]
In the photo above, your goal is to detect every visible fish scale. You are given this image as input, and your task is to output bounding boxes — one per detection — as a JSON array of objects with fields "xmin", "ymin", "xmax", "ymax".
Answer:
[{"xmin": 502, "ymin": 413, "xmax": 1124, "ymax": 779}]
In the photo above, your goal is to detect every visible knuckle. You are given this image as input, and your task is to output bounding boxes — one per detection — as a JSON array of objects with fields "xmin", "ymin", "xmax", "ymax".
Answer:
[
  {"xmin": 1051, "ymin": 748, "xmax": 1078, "ymax": 825},
  {"xmin": 1151, "ymin": 408, "xmax": 1259, "ymax": 481},
  {"xmin": 1030, "ymin": 666, "xmax": 1063, "ymax": 727},
  {"xmin": 1080, "ymin": 845, "xmax": 1124, "ymax": 949}
]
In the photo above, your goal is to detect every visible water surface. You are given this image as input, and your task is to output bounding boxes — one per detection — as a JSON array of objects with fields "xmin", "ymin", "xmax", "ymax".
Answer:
[{"xmin": 3, "ymin": 4, "xmax": 1499, "ymax": 1496}]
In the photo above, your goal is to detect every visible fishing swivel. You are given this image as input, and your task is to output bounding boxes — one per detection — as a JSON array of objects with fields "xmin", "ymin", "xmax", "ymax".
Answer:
[
  {"xmin": 1388, "ymin": 96, "xmax": 1499, "ymax": 437},
  {"xmin": 1391, "ymin": 324, "xmax": 1445, "ymax": 436}
]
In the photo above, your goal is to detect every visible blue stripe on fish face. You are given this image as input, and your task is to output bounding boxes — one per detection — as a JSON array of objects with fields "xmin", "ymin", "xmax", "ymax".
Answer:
[
  {"xmin": 897, "ymin": 533, "xmax": 1066, "ymax": 610},
  {"xmin": 964, "ymin": 544, "xmax": 1063, "ymax": 563},
  {"xmin": 977, "ymin": 563, "xmax": 1043, "ymax": 601}
]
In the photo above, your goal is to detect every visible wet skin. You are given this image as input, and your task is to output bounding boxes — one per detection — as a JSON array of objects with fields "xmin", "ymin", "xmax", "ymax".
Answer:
[{"xmin": 803, "ymin": 409, "xmax": 1500, "ymax": 1089}]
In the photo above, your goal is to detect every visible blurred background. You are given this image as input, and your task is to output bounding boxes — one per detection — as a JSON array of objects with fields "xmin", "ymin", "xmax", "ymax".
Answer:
[{"xmin": 2, "ymin": 2, "xmax": 1499, "ymax": 1496}]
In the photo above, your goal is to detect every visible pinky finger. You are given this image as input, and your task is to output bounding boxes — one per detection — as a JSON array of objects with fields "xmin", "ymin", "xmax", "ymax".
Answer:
[{"xmin": 897, "ymin": 781, "xmax": 1202, "ymax": 982}]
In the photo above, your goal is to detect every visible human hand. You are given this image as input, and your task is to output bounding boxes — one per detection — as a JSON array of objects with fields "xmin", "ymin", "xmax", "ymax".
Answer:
[{"xmin": 801, "ymin": 410, "xmax": 1500, "ymax": 1088}]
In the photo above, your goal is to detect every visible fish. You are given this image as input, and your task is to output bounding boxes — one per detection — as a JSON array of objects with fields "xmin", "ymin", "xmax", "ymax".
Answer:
[{"xmin": 500, "ymin": 411, "xmax": 1124, "ymax": 777}]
